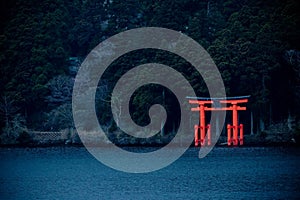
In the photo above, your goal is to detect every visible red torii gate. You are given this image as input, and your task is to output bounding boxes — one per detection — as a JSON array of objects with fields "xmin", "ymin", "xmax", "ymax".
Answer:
[{"xmin": 188, "ymin": 96, "xmax": 249, "ymax": 147}]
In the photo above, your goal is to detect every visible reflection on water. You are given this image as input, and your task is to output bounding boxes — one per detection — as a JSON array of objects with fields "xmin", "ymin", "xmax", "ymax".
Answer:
[{"xmin": 0, "ymin": 147, "xmax": 299, "ymax": 199}]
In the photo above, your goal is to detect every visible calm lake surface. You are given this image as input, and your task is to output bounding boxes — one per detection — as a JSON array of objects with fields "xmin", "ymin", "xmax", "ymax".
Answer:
[{"xmin": 1, "ymin": 147, "xmax": 299, "ymax": 199}]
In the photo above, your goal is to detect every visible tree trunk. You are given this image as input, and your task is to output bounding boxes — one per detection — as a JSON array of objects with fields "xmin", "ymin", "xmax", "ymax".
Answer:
[
  {"xmin": 260, "ymin": 117, "xmax": 265, "ymax": 132},
  {"xmin": 287, "ymin": 112, "xmax": 295, "ymax": 131},
  {"xmin": 250, "ymin": 111, "xmax": 254, "ymax": 135},
  {"xmin": 216, "ymin": 112, "xmax": 220, "ymax": 137},
  {"xmin": 161, "ymin": 120, "xmax": 164, "ymax": 136}
]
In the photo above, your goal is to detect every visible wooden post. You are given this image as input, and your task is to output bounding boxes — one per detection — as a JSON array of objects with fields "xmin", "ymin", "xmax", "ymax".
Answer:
[
  {"xmin": 200, "ymin": 104, "xmax": 205, "ymax": 146},
  {"xmin": 207, "ymin": 124, "xmax": 211, "ymax": 146},
  {"xmin": 250, "ymin": 111, "xmax": 254, "ymax": 135},
  {"xmin": 232, "ymin": 103, "xmax": 238, "ymax": 146},
  {"xmin": 194, "ymin": 125, "xmax": 199, "ymax": 146},
  {"xmin": 216, "ymin": 112, "xmax": 220, "ymax": 137},
  {"xmin": 227, "ymin": 124, "xmax": 231, "ymax": 146},
  {"xmin": 239, "ymin": 124, "xmax": 244, "ymax": 145}
]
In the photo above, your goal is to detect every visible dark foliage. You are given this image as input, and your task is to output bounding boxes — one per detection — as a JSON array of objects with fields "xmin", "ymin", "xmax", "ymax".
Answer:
[{"xmin": 0, "ymin": 0, "xmax": 299, "ymax": 140}]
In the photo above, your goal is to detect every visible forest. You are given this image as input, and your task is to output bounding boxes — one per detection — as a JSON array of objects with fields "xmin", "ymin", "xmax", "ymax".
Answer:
[{"xmin": 0, "ymin": 0, "xmax": 299, "ymax": 145}]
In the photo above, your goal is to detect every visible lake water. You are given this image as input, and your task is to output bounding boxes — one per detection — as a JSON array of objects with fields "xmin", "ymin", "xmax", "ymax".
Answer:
[{"xmin": 1, "ymin": 147, "xmax": 299, "ymax": 199}]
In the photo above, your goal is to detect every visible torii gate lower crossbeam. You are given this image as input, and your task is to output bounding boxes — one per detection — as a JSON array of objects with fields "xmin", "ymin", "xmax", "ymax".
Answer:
[{"xmin": 188, "ymin": 97, "xmax": 249, "ymax": 147}]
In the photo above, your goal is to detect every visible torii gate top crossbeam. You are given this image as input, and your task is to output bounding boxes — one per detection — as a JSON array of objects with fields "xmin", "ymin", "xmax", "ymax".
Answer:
[
  {"xmin": 188, "ymin": 96, "xmax": 249, "ymax": 111},
  {"xmin": 186, "ymin": 95, "xmax": 251, "ymax": 101}
]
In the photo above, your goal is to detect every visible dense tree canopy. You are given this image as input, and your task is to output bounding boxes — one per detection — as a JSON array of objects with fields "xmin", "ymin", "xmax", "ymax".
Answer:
[{"xmin": 0, "ymin": 0, "xmax": 299, "ymax": 143}]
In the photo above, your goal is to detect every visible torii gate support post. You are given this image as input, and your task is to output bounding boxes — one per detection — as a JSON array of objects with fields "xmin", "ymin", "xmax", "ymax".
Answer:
[
  {"xmin": 227, "ymin": 124, "xmax": 244, "ymax": 146},
  {"xmin": 191, "ymin": 101, "xmax": 212, "ymax": 147},
  {"xmin": 239, "ymin": 124, "xmax": 244, "ymax": 145},
  {"xmin": 193, "ymin": 103, "xmax": 211, "ymax": 147},
  {"xmin": 200, "ymin": 104, "xmax": 205, "ymax": 146},
  {"xmin": 232, "ymin": 103, "xmax": 238, "ymax": 146},
  {"xmin": 227, "ymin": 124, "xmax": 232, "ymax": 146},
  {"xmin": 207, "ymin": 124, "xmax": 211, "ymax": 145},
  {"xmin": 194, "ymin": 124, "xmax": 211, "ymax": 147},
  {"xmin": 194, "ymin": 125, "xmax": 199, "ymax": 146}
]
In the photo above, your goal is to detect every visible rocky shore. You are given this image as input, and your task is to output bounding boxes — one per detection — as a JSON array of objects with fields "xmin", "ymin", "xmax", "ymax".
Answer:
[{"xmin": 0, "ymin": 131, "xmax": 299, "ymax": 148}]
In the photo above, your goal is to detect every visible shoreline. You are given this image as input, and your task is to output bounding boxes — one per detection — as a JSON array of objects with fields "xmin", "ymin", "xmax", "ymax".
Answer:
[
  {"xmin": 1, "ymin": 140, "xmax": 299, "ymax": 149},
  {"xmin": 1, "ymin": 132, "xmax": 299, "ymax": 148}
]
